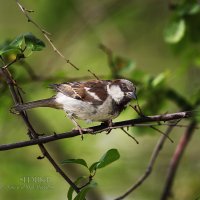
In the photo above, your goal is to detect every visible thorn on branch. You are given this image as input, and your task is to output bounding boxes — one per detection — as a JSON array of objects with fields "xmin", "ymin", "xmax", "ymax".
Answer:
[
  {"xmin": 37, "ymin": 155, "xmax": 45, "ymax": 160},
  {"xmin": 25, "ymin": 8, "xmax": 34, "ymax": 13},
  {"xmin": 53, "ymin": 132, "xmax": 58, "ymax": 137}
]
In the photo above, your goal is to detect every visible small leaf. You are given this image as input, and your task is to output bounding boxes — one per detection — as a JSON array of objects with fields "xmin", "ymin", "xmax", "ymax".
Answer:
[
  {"xmin": 90, "ymin": 149, "xmax": 120, "ymax": 172},
  {"xmin": 67, "ymin": 177, "xmax": 85, "ymax": 200},
  {"xmin": 89, "ymin": 162, "xmax": 100, "ymax": 173},
  {"xmin": 152, "ymin": 72, "xmax": 168, "ymax": 87},
  {"xmin": 62, "ymin": 159, "xmax": 88, "ymax": 169},
  {"xmin": 24, "ymin": 33, "xmax": 45, "ymax": 51},
  {"xmin": 188, "ymin": 3, "xmax": 200, "ymax": 15},
  {"xmin": 164, "ymin": 19, "xmax": 186, "ymax": 43},
  {"xmin": 0, "ymin": 33, "xmax": 45, "ymax": 59},
  {"xmin": 9, "ymin": 35, "xmax": 24, "ymax": 49},
  {"xmin": 97, "ymin": 149, "xmax": 120, "ymax": 169},
  {"xmin": 0, "ymin": 46, "xmax": 21, "ymax": 57},
  {"xmin": 177, "ymin": 2, "xmax": 200, "ymax": 16},
  {"xmin": 74, "ymin": 181, "xmax": 97, "ymax": 200},
  {"xmin": 67, "ymin": 185, "xmax": 74, "ymax": 200}
]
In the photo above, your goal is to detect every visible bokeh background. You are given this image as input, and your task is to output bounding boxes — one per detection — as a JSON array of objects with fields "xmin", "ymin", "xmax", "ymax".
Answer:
[{"xmin": 0, "ymin": 0, "xmax": 200, "ymax": 200}]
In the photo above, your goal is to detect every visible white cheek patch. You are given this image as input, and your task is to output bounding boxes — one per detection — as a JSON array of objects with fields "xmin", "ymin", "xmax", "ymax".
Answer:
[
  {"xmin": 85, "ymin": 87, "xmax": 101, "ymax": 101},
  {"xmin": 107, "ymin": 85, "xmax": 124, "ymax": 103}
]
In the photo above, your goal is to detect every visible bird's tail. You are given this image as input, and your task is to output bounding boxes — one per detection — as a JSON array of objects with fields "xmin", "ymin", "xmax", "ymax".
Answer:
[{"xmin": 12, "ymin": 97, "xmax": 59, "ymax": 112}]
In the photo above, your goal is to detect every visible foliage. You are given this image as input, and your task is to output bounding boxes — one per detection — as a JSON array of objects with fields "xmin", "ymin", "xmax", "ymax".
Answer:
[
  {"xmin": 62, "ymin": 149, "xmax": 120, "ymax": 200},
  {"xmin": 0, "ymin": 33, "xmax": 45, "ymax": 62},
  {"xmin": 1, "ymin": 1, "xmax": 200, "ymax": 200},
  {"xmin": 164, "ymin": 0, "xmax": 200, "ymax": 67}
]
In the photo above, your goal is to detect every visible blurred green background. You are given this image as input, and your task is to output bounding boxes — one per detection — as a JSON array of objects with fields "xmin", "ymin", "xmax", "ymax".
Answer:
[{"xmin": 0, "ymin": 0, "xmax": 200, "ymax": 200}]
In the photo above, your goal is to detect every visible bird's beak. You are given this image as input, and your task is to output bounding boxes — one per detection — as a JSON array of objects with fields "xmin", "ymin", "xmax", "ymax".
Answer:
[{"xmin": 127, "ymin": 92, "xmax": 137, "ymax": 99}]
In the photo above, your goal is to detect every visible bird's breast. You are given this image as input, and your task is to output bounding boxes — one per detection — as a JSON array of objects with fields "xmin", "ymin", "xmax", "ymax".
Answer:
[{"xmin": 55, "ymin": 93, "xmax": 120, "ymax": 122}]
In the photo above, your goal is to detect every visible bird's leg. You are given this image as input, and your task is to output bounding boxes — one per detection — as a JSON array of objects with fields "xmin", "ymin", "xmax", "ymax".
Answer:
[
  {"xmin": 71, "ymin": 117, "xmax": 84, "ymax": 140},
  {"xmin": 66, "ymin": 113, "xmax": 93, "ymax": 139},
  {"xmin": 66, "ymin": 113, "xmax": 84, "ymax": 139},
  {"xmin": 101, "ymin": 119, "xmax": 113, "ymax": 134}
]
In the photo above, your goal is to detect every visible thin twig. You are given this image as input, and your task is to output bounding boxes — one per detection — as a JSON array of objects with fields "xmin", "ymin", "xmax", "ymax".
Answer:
[
  {"xmin": 88, "ymin": 69, "xmax": 100, "ymax": 80},
  {"xmin": 99, "ymin": 44, "xmax": 118, "ymax": 78},
  {"xmin": 150, "ymin": 126, "xmax": 174, "ymax": 143},
  {"xmin": 15, "ymin": 0, "xmax": 79, "ymax": 70},
  {"xmin": 78, "ymin": 172, "xmax": 96, "ymax": 190},
  {"xmin": 114, "ymin": 124, "xmax": 177, "ymax": 200},
  {"xmin": 2, "ymin": 57, "xmax": 19, "ymax": 70},
  {"xmin": 121, "ymin": 128, "xmax": 139, "ymax": 144}
]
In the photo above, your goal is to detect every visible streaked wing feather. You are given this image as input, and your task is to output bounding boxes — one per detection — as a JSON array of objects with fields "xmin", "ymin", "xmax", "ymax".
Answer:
[
  {"xmin": 50, "ymin": 80, "xmax": 109, "ymax": 105},
  {"xmin": 50, "ymin": 83, "xmax": 82, "ymax": 99}
]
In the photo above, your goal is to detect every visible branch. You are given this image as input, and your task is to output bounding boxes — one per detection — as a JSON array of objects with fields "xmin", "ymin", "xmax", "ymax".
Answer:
[
  {"xmin": 160, "ymin": 120, "xmax": 197, "ymax": 200},
  {"xmin": 0, "ymin": 111, "xmax": 194, "ymax": 151},
  {"xmin": 114, "ymin": 124, "xmax": 176, "ymax": 200},
  {"xmin": 0, "ymin": 66, "xmax": 80, "ymax": 193},
  {"xmin": 15, "ymin": 0, "xmax": 79, "ymax": 70}
]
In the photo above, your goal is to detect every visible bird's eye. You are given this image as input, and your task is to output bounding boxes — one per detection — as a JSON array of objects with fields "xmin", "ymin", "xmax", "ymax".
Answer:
[{"xmin": 121, "ymin": 83, "xmax": 127, "ymax": 91}]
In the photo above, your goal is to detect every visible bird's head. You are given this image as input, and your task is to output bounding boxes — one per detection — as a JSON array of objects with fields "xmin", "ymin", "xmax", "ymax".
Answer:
[{"xmin": 107, "ymin": 79, "xmax": 136, "ymax": 105}]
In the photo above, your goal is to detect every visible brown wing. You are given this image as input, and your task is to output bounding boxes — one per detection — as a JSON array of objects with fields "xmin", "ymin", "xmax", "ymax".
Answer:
[
  {"xmin": 50, "ymin": 82, "xmax": 83, "ymax": 99},
  {"xmin": 50, "ymin": 80, "xmax": 110, "ymax": 105}
]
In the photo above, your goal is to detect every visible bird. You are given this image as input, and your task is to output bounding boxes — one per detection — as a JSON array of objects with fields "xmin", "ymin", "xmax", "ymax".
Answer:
[{"xmin": 13, "ymin": 79, "xmax": 137, "ymax": 138}]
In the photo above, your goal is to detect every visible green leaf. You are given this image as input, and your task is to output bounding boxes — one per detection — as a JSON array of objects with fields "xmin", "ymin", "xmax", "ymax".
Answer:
[
  {"xmin": 164, "ymin": 19, "xmax": 186, "ymax": 43},
  {"xmin": 0, "ymin": 46, "xmax": 21, "ymax": 57},
  {"xmin": 188, "ymin": 3, "xmax": 200, "ymax": 15},
  {"xmin": 0, "ymin": 33, "xmax": 45, "ymax": 59},
  {"xmin": 62, "ymin": 159, "xmax": 88, "ymax": 169},
  {"xmin": 9, "ymin": 35, "xmax": 24, "ymax": 49},
  {"xmin": 152, "ymin": 72, "xmax": 168, "ymax": 87},
  {"xmin": 24, "ymin": 33, "xmax": 45, "ymax": 51},
  {"xmin": 68, "ymin": 185, "xmax": 74, "ymax": 200},
  {"xmin": 67, "ymin": 177, "xmax": 85, "ymax": 200},
  {"xmin": 90, "ymin": 149, "xmax": 120, "ymax": 172},
  {"xmin": 97, "ymin": 149, "xmax": 120, "ymax": 169},
  {"xmin": 89, "ymin": 162, "xmax": 100, "ymax": 173},
  {"xmin": 177, "ymin": 2, "xmax": 200, "ymax": 16},
  {"xmin": 74, "ymin": 181, "xmax": 97, "ymax": 200}
]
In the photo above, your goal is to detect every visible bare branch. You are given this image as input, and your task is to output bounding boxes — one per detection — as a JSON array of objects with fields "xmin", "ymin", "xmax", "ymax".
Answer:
[
  {"xmin": 160, "ymin": 120, "xmax": 197, "ymax": 200},
  {"xmin": 15, "ymin": 0, "xmax": 79, "ymax": 70},
  {"xmin": 0, "ymin": 66, "xmax": 80, "ymax": 193},
  {"xmin": 114, "ymin": 124, "xmax": 176, "ymax": 200},
  {"xmin": 0, "ymin": 111, "xmax": 194, "ymax": 151}
]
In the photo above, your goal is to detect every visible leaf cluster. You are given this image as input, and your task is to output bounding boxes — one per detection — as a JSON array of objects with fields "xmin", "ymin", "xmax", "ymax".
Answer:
[
  {"xmin": 0, "ymin": 33, "xmax": 45, "ymax": 63},
  {"xmin": 164, "ymin": 0, "xmax": 200, "ymax": 44},
  {"xmin": 62, "ymin": 149, "xmax": 120, "ymax": 200},
  {"xmin": 164, "ymin": 0, "xmax": 200, "ymax": 67}
]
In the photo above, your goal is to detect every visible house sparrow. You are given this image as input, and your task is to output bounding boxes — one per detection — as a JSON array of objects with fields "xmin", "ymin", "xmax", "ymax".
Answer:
[{"xmin": 14, "ymin": 79, "xmax": 136, "ymax": 137}]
